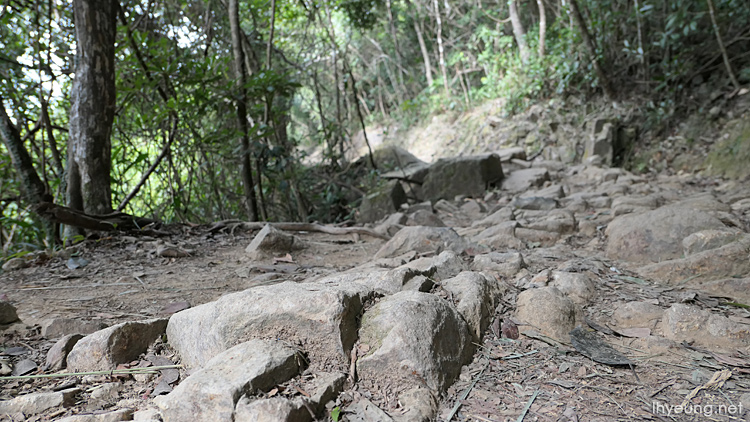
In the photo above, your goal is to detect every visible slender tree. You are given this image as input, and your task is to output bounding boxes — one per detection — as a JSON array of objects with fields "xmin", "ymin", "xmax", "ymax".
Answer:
[
  {"xmin": 433, "ymin": 0, "xmax": 450, "ymax": 96},
  {"xmin": 509, "ymin": 0, "xmax": 530, "ymax": 63},
  {"xmin": 229, "ymin": 0, "xmax": 259, "ymax": 221},
  {"xmin": 568, "ymin": 0, "xmax": 616, "ymax": 100},
  {"xmin": 706, "ymin": 0, "xmax": 740, "ymax": 90},
  {"xmin": 536, "ymin": 0, "xmax": 546, "ymax": 57}
]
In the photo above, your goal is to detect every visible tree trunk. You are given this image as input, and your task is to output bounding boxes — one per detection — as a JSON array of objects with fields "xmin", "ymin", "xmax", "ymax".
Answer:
[
  {"xmin": 229, "ymin": 0, "xmax": 259, "ymax": 221},
  {"xmin": 67, "ymin": 0, "xmax": 116, "ymax": 217},
  {"xmin": 706, "ymin": 0, "xmax": 740, "ymax": 90},
  {"xmin": 385, "ymin": 0, "xmax": 406, "ymax": 94},
  {"xmin": 0, "ymin": 96, "xmax": 50, "ymax": 205},
  {"xmin": 509, "ymin": 0, "xmax": 530, "ymax": 64},
  {"xmin": 0, "ymin": 95, "xmax": 56, "ymax": 244},
  {"xmin": 633, "ymin": 0, "xmax": 648, "ymax": 85},
  {"xmin": 411, "ymin": 5, "xmax": 434, "ymax": 87},
  {"xmin": 433, "ymin": 0, "xmax": 450, "ymax": 96},
  {"xmin": 536, "ymin": 0, "xmax": 546, "ymax": 57},
  {"xmin": 568, "ymin": 0, "xmax": 616, "ymax": 100}
]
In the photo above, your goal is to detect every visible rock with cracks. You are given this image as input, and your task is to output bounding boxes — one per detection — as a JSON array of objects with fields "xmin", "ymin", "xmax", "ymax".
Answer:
[
  {"xmin": 165, "ymin": 281, "xmax": 366, "ymax": 369},
  {"xmin": 357, "ymin": 290, "xmax": 473, "ymax": 396},
  {"xmin": 605, "ymin": 205, "xmax": 727, "ymax": 264},
  {"xmin": 153, "ymin": 340, "xmax": 302, "ymax": 422}
]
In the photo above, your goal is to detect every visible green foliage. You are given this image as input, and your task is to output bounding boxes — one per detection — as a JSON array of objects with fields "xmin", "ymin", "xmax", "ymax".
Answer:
[
  {"xmin": 341, "ymin": 0, "xmax": 382, "ymax": 30},
  {"xmin": 330, "ymin": 406, "xmax": 341, "ymax": 421},
  {"xmin": 2, "ymin": 0, "xmax": 750, "ymax": 253}
]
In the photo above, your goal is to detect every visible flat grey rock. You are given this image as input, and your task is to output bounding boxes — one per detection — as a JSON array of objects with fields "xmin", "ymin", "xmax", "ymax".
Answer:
[
  {"xmin": 606, "ymin": 206, "xmax": 727, "ymax": 264},
  {"xmin": 66, "ymin": 318, "xmax": 168, "ymax": 372},
  {"xmin": 0, "ymin": 388, "xmax": 79, "ymax": 416},
  {"xmin": 166, "ymin": 281, "xmax": 365, "ymax": 369},
  {"xmin": 154, "ymin": 340, "xmax": 301, "ymax": 422}
]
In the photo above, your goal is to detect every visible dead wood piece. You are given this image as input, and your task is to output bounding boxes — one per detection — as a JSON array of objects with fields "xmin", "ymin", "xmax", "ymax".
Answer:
[
  {"xmin": 33, "ymin": 202, "xmax": 158, "ymax": 232},
  {"xmin": 232, "ymin": 221, "xmax": 390, "ymax": 240}
]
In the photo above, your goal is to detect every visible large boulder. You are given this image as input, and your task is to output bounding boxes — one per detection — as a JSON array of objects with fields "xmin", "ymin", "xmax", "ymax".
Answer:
[
  {"xmin": 422, "ymin": 154, "xmax": 504, "ymax": 202},
  {"xmin": 358, "ymin": 180, "xmax": 408, "ymax": 223},
  {"xmin": 357, "ymin": 291, "xmax": 473, "ymax": 393},
  {"xmin": 442, "ymin": 271, "xmax": 507, "ymax": 341},
  {"xmin": 605, "ymin": 205, "xmax": 727, "ymax": 264},
  {"xmin": 166, "ymin": 282, "xmax": 367, "ymax": 369}
]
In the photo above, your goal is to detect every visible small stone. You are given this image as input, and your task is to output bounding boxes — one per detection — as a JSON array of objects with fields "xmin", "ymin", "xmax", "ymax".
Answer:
[
  {"xmin": 66, "ymin": 318, "xmax": 168, "ymax": 372},
  {"xmin": 406, "ymin": 209, "xmax": 445, "ymax": 227},
  {"xmin": 516, "ymin": 287, "xmax": 576, "ymax": 342},
  {"xmin": 45, "ymin": 333, "xmax": 84, "ymax": 371},
  {"xmin": 512, "ymin": 196, "xmax": 558, "ymax": 210},
  {"xmin": 0, "ymin": 301, "xmax": 19, "ymax": 324},
  {"xmin": 90, "ymin": 382, "xmax": 123, "ymax": 402},
  {"xmin": 12, "ymin": 359, "xmax": 37, "ymax": 376},
  {"xmin": 132, "ymin": 408, "xmax": 162, "ymax": 421},
  {"xmin": 550, "ymin": 271, "xmax": 596, "ymax": 305},
  {"xmin": 471, "ymin": 252, "xmax": 525, "ymax": 278},
  {"xmin": 502, "ymin": 168, "xmax": 550, "ymax": 192},
  {"xmin": 56, "ymin": 408, "xmax": 134, "ymax": 422},
  {"xmin": 0, "ymin": 388, "xmax": 79, "ymax": 416},
  {"xmin": 2, "ymin": 258, "xmax": 27, "ymax": 271},
  {"xmin": 245, "ymin": 224, "xmax": 305, "ymax": 260},
  {"xmin": 42, "ymin": 318, "xmax": 108, "ymax": 339}
]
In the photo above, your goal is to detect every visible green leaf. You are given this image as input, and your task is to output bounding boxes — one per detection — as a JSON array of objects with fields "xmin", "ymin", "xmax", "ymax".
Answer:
[{"xmin": 331, "ymin": 406, "xmax": 341, "ymax": 422}]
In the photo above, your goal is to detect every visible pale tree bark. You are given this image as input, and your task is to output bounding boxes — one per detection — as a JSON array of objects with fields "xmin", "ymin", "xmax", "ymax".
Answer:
[
  {"xmin": 509, "ymin": 0, "xmax": 530, "ymax": 63},
  {"xmin": 433, "ymin": 0, "xmax": 450, "ymax": 96},
  {"xmin": 568, "ymin": 0, "xmax": 616, "ymax": 100},
  {"xmin": 536, "ymin": 0, "xmax": 546, "ymax": 57},
  {"xmin": 228, "ymin": 0, "xmax": 259, "ymax": 221},
  {"xmin": 67, "ymin": 0, "xmax": 116, "ymax": 217},
  {"xmin": 415, "ymin": 19, "xmax": 434, "ymax": 87},
  {"xmin": 406, "ymin": 0, "xmax": 434, "ymax": 87},
  {"xmin": 705, "ymin": 0, "xmax": 740, "ymax": 90},
  {"xmin": 385, "ymin": 0, "xmax": 406, "ymax": 93}
]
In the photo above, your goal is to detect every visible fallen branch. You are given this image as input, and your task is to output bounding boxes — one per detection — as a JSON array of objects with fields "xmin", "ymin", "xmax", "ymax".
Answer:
[
  {"xmin": 211, "ymin": 220, "xmax": 390, "ymax": 240},
  {"xmin": 0, "ymin": 365, "xmax": 182, "ymax": 381},
  {"xmin": 33, "ymin": 202, "xmax": 158, "ymax": 232}
]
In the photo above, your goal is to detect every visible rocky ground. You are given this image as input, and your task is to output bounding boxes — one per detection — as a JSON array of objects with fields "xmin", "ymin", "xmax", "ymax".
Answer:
[{"xmin": 2, "ymin": 145, "xmax": 750, "ymax": 421}]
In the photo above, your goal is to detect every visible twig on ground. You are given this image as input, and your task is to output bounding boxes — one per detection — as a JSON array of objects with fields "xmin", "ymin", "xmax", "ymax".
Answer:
[
  {"xmin": 0, "ymin": 365, "xmax": 183, "ymax": 380},
  {"xmin": 446, "ymin": 361, "xmax": 489, "ymax": 421},
  {"xmin": 516, "ymin": 389, "xmax": 539, "ymax": 422}
]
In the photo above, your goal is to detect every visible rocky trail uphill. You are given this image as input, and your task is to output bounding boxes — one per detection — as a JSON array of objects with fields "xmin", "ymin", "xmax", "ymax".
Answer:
[{"xmin": 2, "ymin": 149, "xmax": 750, "ymax": 421}]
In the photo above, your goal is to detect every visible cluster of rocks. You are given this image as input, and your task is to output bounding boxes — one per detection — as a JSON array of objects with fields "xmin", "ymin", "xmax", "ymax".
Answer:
[{"xmin": 3, "ymin": 145, "xmax": 750, "ymax": 421}]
